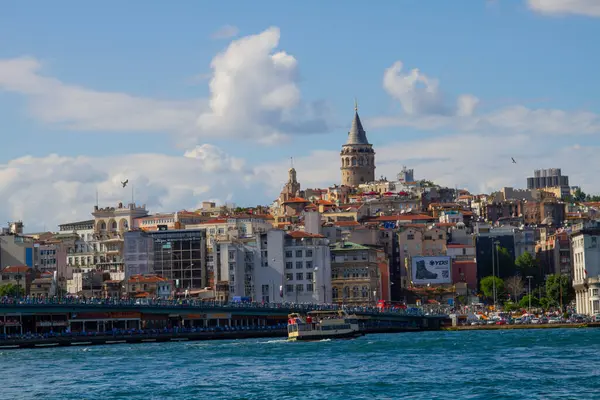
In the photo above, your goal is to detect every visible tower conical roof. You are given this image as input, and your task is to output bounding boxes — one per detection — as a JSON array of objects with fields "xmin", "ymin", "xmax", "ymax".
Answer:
[{"xmin": 346, "ymin": 108, "xmax": 369, "ymax": 145}]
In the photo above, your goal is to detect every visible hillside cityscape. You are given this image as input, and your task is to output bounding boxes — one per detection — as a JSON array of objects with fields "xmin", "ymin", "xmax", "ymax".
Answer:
[{"xmin": 1, "ymin": 107, "xmax": 597, "ymax": 317}]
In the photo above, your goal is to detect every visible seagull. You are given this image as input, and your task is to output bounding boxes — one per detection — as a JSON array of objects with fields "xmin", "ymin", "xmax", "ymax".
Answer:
[
  {"xmin": 511, "ymin": 157, "xmax": 517, "ymax": 164},
  {"xmin": 121, "ymin": 179, "xmax": 129, "ymax": 188}
]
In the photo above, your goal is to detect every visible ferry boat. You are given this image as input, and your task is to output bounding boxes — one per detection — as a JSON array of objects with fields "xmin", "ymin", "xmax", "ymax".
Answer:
[{"xmin": 287, "ymin": 310, "xmax": 363, "ymax": 341}]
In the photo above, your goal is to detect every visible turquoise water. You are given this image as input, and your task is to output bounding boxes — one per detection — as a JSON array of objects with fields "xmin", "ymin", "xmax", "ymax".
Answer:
[{"xmin": 2, "ymin": 329, "xmax": 599, "ymax": 399}]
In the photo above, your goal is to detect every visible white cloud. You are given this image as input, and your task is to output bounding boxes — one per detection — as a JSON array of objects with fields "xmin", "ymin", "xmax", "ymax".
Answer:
[
  {"xmin": 375, "ymin": 60, "xmax": 600, "ymax": 135},
  {"xmin": 0, "ymin": 57, "xmax": 203, "ymax": 133},
  {"xmin": 382, "ymin": 61, "xmax": 479, "ymax": 116},
  {"xmin": 258, "ymin": 132, "xmax": 600, "ymax": 199},
  {"xmin": 0, "ymin": 146, "xmax": 273, "ymax": 232},
  {"xmin": 196, "ymin": 27, "xmax": 329, "ymax": 143},
  {"xmin": 0, "ymin": 27, "xmax": 329, "ymax": 145},
  {"xmin": 527, "ymin": 0, "xmax": 600, "ymax": 17},
  {"xmin": 211, "ymin": 25, "xmax": 239, "ymax": 39}
]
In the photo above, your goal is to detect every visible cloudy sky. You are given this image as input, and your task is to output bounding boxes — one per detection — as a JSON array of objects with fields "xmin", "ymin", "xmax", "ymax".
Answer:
[{"xmin": 1, "ymin": 0, "xmax": 599, "ymax": 231}]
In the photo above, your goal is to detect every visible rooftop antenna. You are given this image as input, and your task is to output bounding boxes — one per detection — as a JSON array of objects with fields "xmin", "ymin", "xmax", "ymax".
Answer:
[
  {"xmin": 95, "ymin": 188, "xmax": 99, "ymax": 208},
  {"xmin": 131, "ymin": 183, "xmax": 135, "ymax": 205}
]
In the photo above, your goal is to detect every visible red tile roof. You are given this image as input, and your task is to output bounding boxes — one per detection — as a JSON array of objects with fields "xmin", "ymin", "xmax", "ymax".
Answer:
[
  {"xmin": 334, "ymin": 221, "xmax": 360, "ymax": 227},
  {"xmin": 447, "ymin": 244, "xmax": 473, "ymax": 248},
  {"xmin": 282, "ymin": 197, "xmax": 309, "ymax": 204},
  {"xmin": 128, "ymin": 274, "xmax": 168, "ymax": 283},
  {"xmin": 316, "ymin": 199, "xmax": 334, "ymax": 206},
  {"xmin": 286, "ymin": 231, "xmax": 325, "ymax": 239}
]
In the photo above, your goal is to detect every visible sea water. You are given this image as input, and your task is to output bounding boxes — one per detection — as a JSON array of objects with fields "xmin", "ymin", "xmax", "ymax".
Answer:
[{"xmin": 1, "ymin": 329, "xmax": 599, "ymax": 399}]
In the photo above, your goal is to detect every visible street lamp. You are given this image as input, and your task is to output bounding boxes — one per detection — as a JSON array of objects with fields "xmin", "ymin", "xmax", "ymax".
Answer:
[
  {"xmin": 526, "ymin": 275, "xmax": 533, "ymax": 315},
  {"xmin": 491, "ymin": 240, "xmax": 496, "ymax": 310}
]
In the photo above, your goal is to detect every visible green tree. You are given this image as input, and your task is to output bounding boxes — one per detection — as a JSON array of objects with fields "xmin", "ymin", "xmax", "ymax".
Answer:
[
  {"xmin": 573, "ymin": 188, "xmax": 586, "ymax": 202},
  {"xmin": 518, "ymin": 294, "xmax": 539, "ymax": 309},
  {"xmin": 539, "ymin": 297, "xmax": 552, "ymax": 310},
  {"xmin": 545, "ymin": 274, "xmax": 572, "ymax": 309},
  {"xmin": 503, "ymin": 301, "xmax": 520, "ymax": 312},
  {"xmin": 480, "ymin": 276, "xmax": 504, "ymax": 300},
  {"xmin": 515, "ymin": 251, "xmax": 541, "ymax": 284},
  {"xmin": 0, "ymin": 283, "xmax": 24, "ymax": 297}
]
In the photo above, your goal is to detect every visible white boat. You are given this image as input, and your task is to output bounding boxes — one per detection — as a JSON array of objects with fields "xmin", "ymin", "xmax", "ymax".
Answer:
[{"xmin": 287, "ymin": 310, "xmax": 363, "ymax": 341}]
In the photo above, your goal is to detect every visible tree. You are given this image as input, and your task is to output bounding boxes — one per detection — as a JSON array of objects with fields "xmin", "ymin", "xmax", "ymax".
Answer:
[
  {"xmin": 573, "ymin": 188, "xmax": 586, "ymax": 202},
  {"xmin": 515, "ymin": 251, "xmax": 541, "ymax": 284},
  {"xmin": 505, "ymin": 276, "xmax": 524, "ymax": 301},
  {"xmin": 519, "ymin": 294, "xmax": 539, "ymax": 309},
  {"xmin": 480, "ymin": 276, "xmax": 504, "ymax": 300},
  {"xmin": 503, "ymin": 301, "xmax": 520, "ymax": 312},
  {"xmin": 0, "ymin": 283, "xmax": 24, "ymax": 297},
  {"xmin": 545, "ymin": 274, "xmax": 572, "ymax": 309}
]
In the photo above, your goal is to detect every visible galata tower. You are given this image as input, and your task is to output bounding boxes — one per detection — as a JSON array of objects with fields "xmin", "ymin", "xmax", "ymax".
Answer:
[{"xmin": 340, "ymin": 101, "xmax": 375, "ymax": 186}]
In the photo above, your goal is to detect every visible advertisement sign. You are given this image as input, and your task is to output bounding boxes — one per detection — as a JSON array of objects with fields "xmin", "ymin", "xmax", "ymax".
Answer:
[{"xmin": 411, "ymin": 256, "xmax": 451, "ymax": 285}]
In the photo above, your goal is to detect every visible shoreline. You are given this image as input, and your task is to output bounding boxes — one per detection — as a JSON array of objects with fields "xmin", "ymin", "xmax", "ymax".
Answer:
[{"xmin": 443, "ymin": 322, "xmax": 600, "ymax": 331}]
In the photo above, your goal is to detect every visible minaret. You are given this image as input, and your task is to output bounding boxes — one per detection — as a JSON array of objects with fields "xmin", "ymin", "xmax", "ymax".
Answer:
[{"xmin": 340, "ymin": 100, "xmax": 375, "ymax": 186}]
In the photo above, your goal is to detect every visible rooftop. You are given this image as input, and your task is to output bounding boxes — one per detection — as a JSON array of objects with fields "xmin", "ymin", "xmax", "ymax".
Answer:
[
  {"xmin": 330, "ymin": 241, "xmax": 370, "ymax": 251},
  {"xmin": 286, "ymin": 231, "xmax": 325, "ymax": 239},
  {"xmin": 345, "ymin": 107, "xmax": 370, "ymax": 145}
]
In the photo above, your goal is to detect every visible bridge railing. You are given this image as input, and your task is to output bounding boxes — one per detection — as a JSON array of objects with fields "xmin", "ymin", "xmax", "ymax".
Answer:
[{"xmin": 0, "ymin": 297, "xmax": 448, "ymax": 317}]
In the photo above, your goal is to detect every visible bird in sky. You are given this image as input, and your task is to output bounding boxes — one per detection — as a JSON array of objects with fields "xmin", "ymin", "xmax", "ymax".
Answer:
[
  {"xmin": 511, "ymin": 157, "xmax": 517, "ymax": 164},
  {"xmin": 121, "ymin": 179, "xmax": 129, "ymax": 188}
]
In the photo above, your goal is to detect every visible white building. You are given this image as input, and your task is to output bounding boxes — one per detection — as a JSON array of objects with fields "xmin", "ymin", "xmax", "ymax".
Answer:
[
  {"xmin": 571, "ymin": 229, "xmax": 600, "ymax": 316},
  {"xmin": 216, "ymin": 230, "xmax": 332, "ymax": 304}
]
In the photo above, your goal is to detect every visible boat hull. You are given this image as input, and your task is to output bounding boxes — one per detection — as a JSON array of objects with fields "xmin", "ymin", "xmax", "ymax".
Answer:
[{"xmin": 289, "ymin": 331, "xmax": 364, "ymax": 341}]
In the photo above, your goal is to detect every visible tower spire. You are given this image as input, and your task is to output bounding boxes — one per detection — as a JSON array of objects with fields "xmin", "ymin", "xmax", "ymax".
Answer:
[{"xmin": 354, "ymin": 98, "xmax": 358, "ymax": 112}]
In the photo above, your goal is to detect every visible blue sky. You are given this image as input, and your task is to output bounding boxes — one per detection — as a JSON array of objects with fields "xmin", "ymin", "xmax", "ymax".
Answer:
[{"xmin": 1, "ymin": 0, "xmax": 600, "ymax": 229}]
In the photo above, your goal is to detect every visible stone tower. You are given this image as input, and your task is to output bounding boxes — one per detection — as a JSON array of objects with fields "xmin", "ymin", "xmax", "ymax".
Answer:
[{"xmin": 340, "ymin": 102, "xmax": 375, "ymax": 186}]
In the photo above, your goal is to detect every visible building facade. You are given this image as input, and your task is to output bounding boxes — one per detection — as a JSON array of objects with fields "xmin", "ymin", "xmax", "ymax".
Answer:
[
  {"xmin": 215, "ymin": 230, "xmax": 331, "ymax": 304},
  {"xmin": 571, "ymin": 229, "xmax": 600, "ymax": 316},
  {"xmin": 330, "ymin": 241, "xmax": 381, "ymax": 305},
  {"xmin": 148, "ymin": 229, "xmax": 208, "ymax": 294}
]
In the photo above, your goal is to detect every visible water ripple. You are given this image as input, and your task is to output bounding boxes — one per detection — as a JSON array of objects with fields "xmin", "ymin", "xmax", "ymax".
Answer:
[{"xmin": 2, "ymin": 329, "xmax": 600, "ymax": 399}]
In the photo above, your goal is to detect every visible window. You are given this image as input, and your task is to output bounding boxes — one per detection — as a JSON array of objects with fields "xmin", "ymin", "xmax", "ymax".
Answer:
[
  {"xmin": 407, "ymin": 234, "xmax": 414, "ymax": 240},
  {"xmin": 306, "ymin": 272, "xmax": 313, "ymax": 281},
  {"xmin": 286, "ymin": 284, "xmax": 294, "ymax": 293},
  {"xmin": 286, "ymin": 262, "xmax": 293, "ymax": 269},
  {"xmin": 296, "ymin": 273, "xmax": 303, "ymax": 281},
  {"xmin": 296, "ymin": 261, "xmax": 303, "ymax": 269},
  {"xmin": 228, "ymin": 251, "xmax": 235, "ymax": 259},
  {"xmin": 285, "ymin": 251, "xmax": 293, "ymax": 258},
  {"xmin": 306, "ymin": 250, "xmax": 313, "ymax": 257},
  {"xmin": 306, "ymin": 284, "xmax": 314, "ymax": 292},
  {"xmin": 438, "ymin": 234, "xmax": 443, "ymax": 240},
  {"xmin": 593, "ymin": 289, "xmax": 599, "ymax": 297},
  {"xmin": 286, "ymin": 273, "xmax": 293, "ymax": 282},
  {"xmin": 305, "ymin": 261, "xmax": 313, "ymax": 269},
  {"xmin": 296, "ymin": 250, "xmax": 303, "ymax": 258},
  {"xmin": 296, "ymin": 284, "xmax": 304, "ymax": 293},
  {"xmin": 229, "ymin": 263, "xmax": 235, "ymax": 271}
]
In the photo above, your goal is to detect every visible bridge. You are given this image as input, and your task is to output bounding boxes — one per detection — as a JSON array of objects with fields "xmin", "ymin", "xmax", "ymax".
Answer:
[
  {"xmin": 0, "ymin": 302, "xmax": 450, "ymax": 348},
  {"xmin": 0, "ymin": 302, "xmax": 448, "ymax": 323}
]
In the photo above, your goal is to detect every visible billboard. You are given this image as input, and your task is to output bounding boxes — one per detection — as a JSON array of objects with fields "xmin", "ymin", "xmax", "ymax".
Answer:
[{"xmin": 411, "ymin": 256, "xmax": 451, "ymax": 285}]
